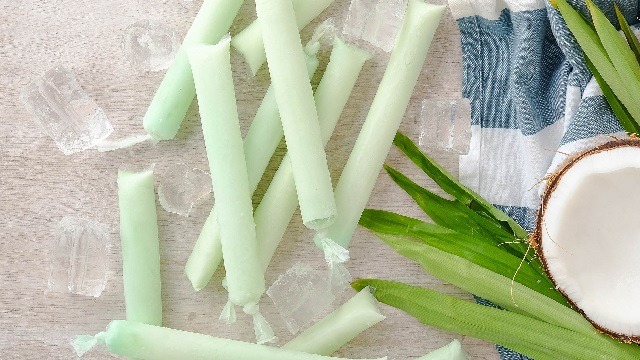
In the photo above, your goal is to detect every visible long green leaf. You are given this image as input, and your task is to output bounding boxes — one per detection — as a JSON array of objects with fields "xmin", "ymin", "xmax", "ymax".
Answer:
[
  {"xmin": 352, "ymin": 279, "xmax": 640, "ymax": 360},
  {"xmin": 358, "ymin": 208, "xmax": 453, "ymax": 236},
  {"xmin": 384, "ymin": 165, "xmax": 519, "ymax": 247},
  {"xmin": 585, "ymin": 54, "xmax": 640, "ymax": 133},
  {"xmin": 614, "ymin": 2, "xmax": 640, "ymax": 64},
  {"xmin": 587, "ymin": 0, "xmax": 640, "ymax": 85},
  {"xmin": 377, "ymin": 232, "xmax": 568, "ymax": 309},
  {"xmin": 554, "ymin": 0, "xmax": 640, "ymax": 123},
  {"xmin": 359, "ymin": 210, "xmax": 548, "ymax": 292},
  {"xmin": 385, "ymin": 165, "xmax": 533, "ymax": 261},
  {"xmin": 392, "ymin": 132, "xmax": 528, "ymax": 239}
]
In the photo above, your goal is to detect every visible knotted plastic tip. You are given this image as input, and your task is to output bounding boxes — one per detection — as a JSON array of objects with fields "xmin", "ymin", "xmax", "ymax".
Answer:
[
  {"xmin": 243, "ymin": 304, "xmax": 278, "ymax": 345},
  {"xmin": 318, "ymin": 236, "xmax": 352, "ymax": 290}
]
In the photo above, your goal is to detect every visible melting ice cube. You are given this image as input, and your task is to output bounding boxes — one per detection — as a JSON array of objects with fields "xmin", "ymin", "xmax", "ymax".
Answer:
[
  {"xmin": 266, "ymin": 262, "xmax": 336, "ymax": 334},
  {"xmin": 122, "ymin": 20, "xmax": 181, "ymax": 72},
  {"xmin": 48, "ymin": 217, "xmax": 111, "ymax": 297},
  {"xmin": 343, "ymin": 0, "xmax": 376, "ymax": 39},
  {"xmin": 157, "ymin": 164, "xmax": 212, "ymax": 217},
  {"xmin": 419, "ymin": 98, "xmax": 472, "ymax": 155},
  {"xmin": 343, "ymin": 0, "xmax": 408, "ymax": 52},
  {"xmin": 20, "ymin": 66, "xmax": 113, "ymax": 155}
]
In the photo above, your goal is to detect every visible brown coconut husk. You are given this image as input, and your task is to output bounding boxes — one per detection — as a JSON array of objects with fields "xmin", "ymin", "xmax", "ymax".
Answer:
[{"xmin": 531, "ymin": 138, "xmax": 640, "ymax": 343}]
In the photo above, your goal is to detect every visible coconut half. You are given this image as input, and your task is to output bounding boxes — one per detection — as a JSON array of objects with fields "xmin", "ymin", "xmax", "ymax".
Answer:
[{"xmin": 534, "ymin": 139, "xmax": 640, "ymax": 342}]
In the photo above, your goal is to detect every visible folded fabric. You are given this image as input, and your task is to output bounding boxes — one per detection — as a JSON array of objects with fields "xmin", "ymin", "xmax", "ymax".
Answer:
[{"xmin": 449, "ymin": 0, "xmax": 637, "ymax": 359}]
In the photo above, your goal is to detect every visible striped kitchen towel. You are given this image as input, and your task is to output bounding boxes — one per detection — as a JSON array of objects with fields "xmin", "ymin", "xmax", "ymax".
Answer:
[{"xmin": 448, "ymin": 0, "xmax": 637, "ymax": 359}]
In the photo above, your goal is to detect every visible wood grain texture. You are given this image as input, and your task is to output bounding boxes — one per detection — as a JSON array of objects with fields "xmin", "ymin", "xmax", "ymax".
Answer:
[{"xmin": 0, "ymin": 0, "xmax": 499, "ymax": 359}]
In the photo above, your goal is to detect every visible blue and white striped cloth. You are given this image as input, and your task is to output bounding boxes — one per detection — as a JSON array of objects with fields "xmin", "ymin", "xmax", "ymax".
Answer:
[{"xmin": 449, "ymin": 0, "xmax": 636, "ymax": 358}]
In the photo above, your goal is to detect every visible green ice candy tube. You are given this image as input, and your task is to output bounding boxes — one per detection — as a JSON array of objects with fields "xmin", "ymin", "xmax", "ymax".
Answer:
[
  {"xmin": 118, "ymin": 169, "xmax": 162, "ymax": 326},
  {"xmin": 188, "ymin": 37, "xmax": 277, "ymax": 344},
  {"xmin": 256, "ymin": 0, "xmax": 337, "ymax": 231},
  {"xmin": 316, "ymin": 0, "xmax": 446, "ymax": 256},
  {"xmin": 184, "ymin": 38, "xmax": 322, "ymax": 292},
  {"xmin": 74, "ymin": 320, "xmax": 388, "ymax": 360},
  {"xmin": 143, "ymin": 0, "xmax": 244, "ymax": 141},
  {"xmin": 254, "ymin": 38, "xmax": 370, "ymax": 275},
  {"xmin": 231, "ymin": 0, "xmax": 335, "ymax": 75},
  {"xmin": 187, "ymin": 38, "xmax": 264, "ymax": 308},
  {"xmin": 283, "ymin": 288, "xmax": 385, "ymax": 355}
]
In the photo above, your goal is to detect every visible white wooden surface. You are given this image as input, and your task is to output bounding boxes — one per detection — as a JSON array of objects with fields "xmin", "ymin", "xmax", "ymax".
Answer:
[{"xmin": 0, "ymin": 0, "xmax": 500, "ymax": 359}]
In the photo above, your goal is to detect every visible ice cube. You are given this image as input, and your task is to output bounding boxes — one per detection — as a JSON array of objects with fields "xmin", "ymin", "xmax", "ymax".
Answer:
[
  {"xmin": 20, "ymin": 66, "xmax": 113, "ymax": 155},
  {"xmin": 343, "ymin": 0, "xmax": 408, "ymax": 52},
  {"xmin": 419, "ymin": 98, "xmax": 472, "ymax": 155},
  {"xmin": 157, "ymin": 164, "xmax": 212, "ymax": 217},
  {"xmin": 362, "ymin": 0, "xmax": 408, "ymax": 52},
  {"xmin": 48, "ymin": 217, "xmax": 111, "ymax": 297},
  {"xmin": 266, "ymin": 262, "xmax": 336, "ymax": 334},
  {"xmin": 343, "ymin": 0, "xmax": 376, "ymax": 39},
  {"xmin": 122, "ymin": 20, "xmax": 181, "ymax": 72}
]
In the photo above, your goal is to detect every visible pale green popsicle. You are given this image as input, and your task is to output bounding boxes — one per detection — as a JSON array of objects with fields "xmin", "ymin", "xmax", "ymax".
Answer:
[
  {"xmin": 256, "ymin": 0, "xmax": 337, "ymax": 231},
  {"xmin": 283, "ymin": 288, "xmax": 385, "ymax": 355},
  {"xmin": 317, "ymin": 0, "xmax": 446, "ymax": 249},
  {"xmin": 231, "ymin": 0, "xmax": 335, "ymax": 75},
  {"xmin": 187, "ymin": 38, "xmax": 263, "ymax": 307},
  {"xmin": 184, "ymin": 40, "xmax": 322, "ymax": 292},
  {"xmin": 117, "ymin": 169, "xmax": 162, "ymax": 326},
  {"xmin": 76, "ymin": 320, "xmax": 387, "ymax": 360},
  {"xmin": 416, "ymin": 340, "xmax": 468, "ymax": 360},
  {"xmin": 143, "ymin": 0, "xmax": 244, "ymax": 141},
  {"xmin": 255, "ymin": 38, "xmax": 371, "ymax": 271}
]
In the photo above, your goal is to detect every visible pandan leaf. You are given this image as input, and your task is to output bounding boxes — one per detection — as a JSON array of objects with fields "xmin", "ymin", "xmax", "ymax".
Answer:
[
  {"xmin": 392, "ymin": 132, "xmax": 528, "ymax": 239},
  {"xmin": 376, "ymin": 232, "xmax": 567, "ymax": 308},
  {"xmin": 384, "ymin": 165, "xmax": 522, "ymax": 250},
  {"xmin": 358, "ymin": 208, "xmax": 453, "ymax": 236},
  {"xmin": 352, "ymin": 279, "xmax": 640, "ymax": 360},
  {"xmin": 585, "ymin": 55, "xmax": 640, "ymax": 134},
  {"xmin": 614, "ymin": 2, "xmax": 640, "ymax": 64},
  {"xmin": 359, "ymin": 210, "xmax": 545, "ymax": 288},
  {"xmin": 554, "ymin": 0, "xmax": 640, "ymax": 125},
  {"xmin": 587, "ymin": 0, "xmax": 640, "ymax": 83},
  {"xmin": 360, "ymin": 209, "xmax": 553, "ymax": 282}
]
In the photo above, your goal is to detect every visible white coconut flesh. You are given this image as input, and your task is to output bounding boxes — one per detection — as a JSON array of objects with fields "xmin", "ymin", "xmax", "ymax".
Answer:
[{"xmin": 540, "ymin": 145, "xmax": 640, "ymax": 337}]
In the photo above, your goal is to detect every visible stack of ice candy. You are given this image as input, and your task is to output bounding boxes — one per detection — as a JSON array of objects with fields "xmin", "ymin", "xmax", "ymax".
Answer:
[{"xmin": 19, "ymin": 0, "xmax": 473, "ymax": 358}]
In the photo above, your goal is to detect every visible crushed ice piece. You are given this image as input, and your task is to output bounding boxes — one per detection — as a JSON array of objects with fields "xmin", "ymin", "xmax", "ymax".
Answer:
[
  {"xmin": 122, "ymin": 20, "xmax": 180, "ymax": 72},
  {"xmin": 97, "ymin": 134, "xmax": 152, "ymax": 152},
  {"xmin": 362, "ymin": 0, "xmax": 408, "ymax": 52},
  {"xmin": 419, "ymin": 98, "xmax": 472, "ymax": 155},
  {"xmin": 343, "ymin": 0, "xmax": 408, "ymax": 52},
  {"xmin": 158, "ymin": 164, "xmax": 212, "ymax": 216},
  {"xmin": 343, "ymin": 0, "xmax": 376, "ymax": 39},
  {"xmin": 266, "ymin": 262, "xmax": 336, "ymax": 334},
  {"xmin": 48, "ymin": 217, "xmax": 111, "ymax": 297},
  {"xmin": 20, "ymin": 66, "xmax": 113, "ymax": 155}
]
